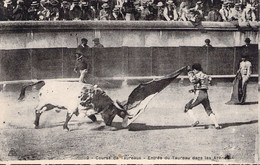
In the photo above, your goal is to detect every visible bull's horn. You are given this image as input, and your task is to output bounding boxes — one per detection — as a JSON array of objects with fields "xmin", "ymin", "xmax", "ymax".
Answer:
[{"xmin": 113, "ymin": 100, "xmax": 124, "ymax": 110}]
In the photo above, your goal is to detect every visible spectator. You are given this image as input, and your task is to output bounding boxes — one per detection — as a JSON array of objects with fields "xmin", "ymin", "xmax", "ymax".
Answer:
[
  {"xmin": 122, "ymin": 0, "xmax": 135, "ymax": 21},
  {"xmin": 49, "ymin": 0, "xmax": 60, "ymax": 21},
  {"xmin": 202, "ymin": 0, "xmax": 222, "ymax": 16},
  {"xmin": 13, "ymin": 0, "xmax": 27, "ymax": 20},
  {"xmin": 242, "ymin": 37, "xmax": 252, "ymax": 48},
  {"xmin": 93, "ymin": 38, "xmax": 104, "ymax": 48},
  {"xmin": 156, "ymin": 2, "xmax": 164, "ymax": 20},
  {"xmin": 139, "ymin": 2, "xmax": 151, "ymax": 20},
  {"xmin": 28, "ymin": 1, "xmax": 39, "ymax": 20},
  {"xmin": 206, "ymin": 6, "xmax": 222, "ymax": 21},
  {"xmin": 112, "ymin": 5, "xmax": 125, "ymax": 20},
  {"xmin": 146, "ymin": 0, "xmax": 157, "ymax": 20},
  {"xmin": 69, "ymin": 0, "xmax": 82, "ymax": 20},
  {"xmin": 0, "ymin": 0, "xmax": 6, "ymax": 21},
  {"xmin": 38, "ymin": 0, "xmax": 50, "ymax": 20},
  {"xmin": 60, "ymin": 0, "xmax": 70, "ymax": 20},
  {"xmin": 189, "ymin": 1, "xmax": 204, "ymax": 20},
  {"xmin": 241, "ymin": 2, "xmax": 256, "ymax": 21},
  {"xmin": 203, "ymin": 39, "xmax": 213, "ymax": 47},
  {"xmin": 99, "ymin": 3, "xmax": 113, "ymax": 20},
  {"xmin": 219, "ymin": 2, "xmax": 230, "ymax": 21},
  {"xmin": 163, "ymin": 0, "xmax": 178, "ymax": 21},
  {"xmin": 179, "ymin": 1, "xmax": 191, "ymax": 21},
  {"xmin": 3, "ymin": 0, "xmax": 14, "ymax": 21},
  {"xmin": 229, "ymin": 3, "xmax": 242, "ymax": 21}
]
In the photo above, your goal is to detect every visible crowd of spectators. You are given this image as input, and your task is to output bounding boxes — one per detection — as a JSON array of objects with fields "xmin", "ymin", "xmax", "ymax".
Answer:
[{"xmin": 0, "ymin": 0, "xmax": 259, "ymax": 22}]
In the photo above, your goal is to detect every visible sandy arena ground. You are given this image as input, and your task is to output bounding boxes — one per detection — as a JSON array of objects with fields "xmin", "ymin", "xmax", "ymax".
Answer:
[{"xmin": 0, "ymin": 82, "xmax": 258, "ymax": 163}]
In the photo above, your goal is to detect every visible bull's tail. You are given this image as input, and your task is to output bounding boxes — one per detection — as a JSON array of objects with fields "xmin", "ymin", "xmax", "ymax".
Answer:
[{"xmin": 18, "ymin": 81, "xmax": 45, "ymax": 101}]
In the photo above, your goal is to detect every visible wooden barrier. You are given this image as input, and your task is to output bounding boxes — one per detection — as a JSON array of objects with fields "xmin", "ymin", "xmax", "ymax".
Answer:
[{"xmin": 0, "ymin": 45, "xmax": 258, "ymax": 82}]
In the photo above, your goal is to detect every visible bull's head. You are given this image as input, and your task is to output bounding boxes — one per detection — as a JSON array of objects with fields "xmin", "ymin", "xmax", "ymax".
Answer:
[{"xmin": 101, "ymin": 103, "xmax": 127, "ymax": 126}]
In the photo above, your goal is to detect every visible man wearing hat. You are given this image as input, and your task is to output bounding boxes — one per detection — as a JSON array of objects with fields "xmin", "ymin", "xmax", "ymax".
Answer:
[
  {"xmin": 229, "ymin": 3, "xmax": 242, "ymax": 21},
  {"xmin": 75, "ymin": 38, "xmax": 91, "ymax": 83},
  {"xmin": 241, "ymin": 2, "xmax": 256, "ymax": 21},
  {"xmin": 206, "ymin": 5, "xmax": 222, "ymax": 21},
  {"xmin": 3, "ymin": 0, "xmax": 14, "ymax": 20},
  {"xmin": 27, "ymin": 1, "xmax": 39, "ymax": 20},
  {"xmin": 203, "ymin": 39, "xmax": 213, "ymax": 47},
  {"xmin": 69, "ymin": 0, "xmax": 82, "ymax": 20},
  {"xmin": 219, "ymin": 2, "xmax": 230, "ymax": 21},
  {"xmin": 163, "ymin": 0, "xmax": 178, "ymax": 21},
  {"xmin": 60, "ymin": 0, "xmax": 71, "ymax": 20},
  {"xmin": 49, "ymin": 0, "xmax": 60, "ymax": 20},
  {"xmin": 122, "ymin": 0, "xmax": 135, "ymax": 21},
  {"xmin": 189, "ymin": 1, "xmax": 204, "ymax": 20},
  {"xmin": 13, "ymin": 0, "xmax": 27, "ymax": 20},
  {"xmin": 156, "ymin": 1, "xmax": 164, "ymax": 20},
  {"xmin": 99, "ymin": 3, "xmax": 112, "ymax": 20},
  {"xmin": 112, "ymin": 5, "xmax": 124, "ymax": 20},
  {"xmin": 92, "ymin": 38, "xmax": 104, "ymax": 48}
]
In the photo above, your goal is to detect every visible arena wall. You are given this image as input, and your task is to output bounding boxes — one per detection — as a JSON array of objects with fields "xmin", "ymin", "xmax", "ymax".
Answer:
[
  {"xmin": 0, "ymin": 46, "xmax": 258, "ymax": 82},
  {"xmin": 0, "ymin": 21, "xmax": 259, "ymax": 49},
  {"xmin": 0, "ymin": 21, "xmax": 258, "ymax": 83}
]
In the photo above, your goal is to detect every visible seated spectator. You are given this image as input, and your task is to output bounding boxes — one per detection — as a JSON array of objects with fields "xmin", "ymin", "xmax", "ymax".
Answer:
[
  {"xmin": 241, "ymin": 2, "xmax": 256, "ymax": 21},
  {"xmin": 139, "ymin": 2, "xmax": 151, "ymax": 20},
  {"xmin": 112, "ymin": 5, "xmax": 125, "ymax": 20},
  {"xmin": 69, "ymin": 0, "xmax": 82, "ymax": 20},
  {"xmin": 3, "ymin": 0, "xmax": 14, "ymax": 21},
  {"xmin": 163, "ymin": 0, "xmax": 178, "ymax": 21},
  {"xmin": 229, "ymin": 3, "xmax": 242, "ymax": 21},
  {"xmin": 28, "ymin": 1, "xmax": 39, "ymax": 20},
  {"xmin": 99, "ymin": 3, "xmax": 113, "ymax": 20},
  {"xmin": 156, "ymin": 2, "xmax": 164, "ymax": 20},
  {"xmin": 219, "ymin": 2, "xmax": 230, "ymax": 21},
  {"xmin": 13, "ymin": 0, "xmax": 27, "ymax": 20},
  {"xmin": 146, "ymin": 0, "xmax": 157, "ymax": 20},
  {"xmin": 189, "ymin": 1, "xmax": 204, "ymax": 20},
  {"xmin": 178, "ymin": 1, "xmax": 191, "ymax": 21},
  {"xmin": 60, "ymin": 0, "xmax": 70, "ymax": 20},
  {"xmin": 203, "ymin": 39, "xmax": 213, "ymax": 47},
  {"xmin": 0, "ymin": 1, "xmax": 6, "ymax": 21},
  {"xmin": 92, "ymin": 38, "xmax": 104, "ymax": 48},
  {"xmin": 49, "ymin": 0, "xmax": 60, "ymax": 21},
  {"xmin": 122, "ymin": 0, "xmax": 135, "ymax": 21},
  {"xmin": 37, "ymin": 0, "xmax": 51, "ymax": 20},
  {"xmin": 206, "ymin": 6, "xmax": 222, "ymax": 21},
  {"xmin": 202, "ymin": 0, "xmax": 222, "ymax": 16}
]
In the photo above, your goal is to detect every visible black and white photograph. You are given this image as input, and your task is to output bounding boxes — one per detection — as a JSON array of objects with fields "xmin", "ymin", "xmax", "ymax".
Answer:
[{"xmin": 0, "ymin": 0, "xmax": 259, "ymax": 163}]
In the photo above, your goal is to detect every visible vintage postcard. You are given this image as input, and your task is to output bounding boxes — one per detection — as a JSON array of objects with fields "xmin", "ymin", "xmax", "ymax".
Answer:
[{"xmin": 0, "ymin": 0, "xmax": 259, "ymax": 164}]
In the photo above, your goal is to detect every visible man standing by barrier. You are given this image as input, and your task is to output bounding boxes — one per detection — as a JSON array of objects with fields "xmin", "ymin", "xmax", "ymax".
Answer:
[
  {"xmin": 74, "ymin": 55, "xmax": 90, "ymax": 83},
  {"xmin": 75, "ymin": 38, "xmax": 90, "ymax": 83},
  {"xmin": 185, "ymin": 63, "xmax": 222, "ymax": 129},
  {"xmin": 92, "ymin": 38, "xmax": 104, "ymax": 48},
  {"xmin": 227, "ymin": 55, "xmax": 252, "ymax": 104}
]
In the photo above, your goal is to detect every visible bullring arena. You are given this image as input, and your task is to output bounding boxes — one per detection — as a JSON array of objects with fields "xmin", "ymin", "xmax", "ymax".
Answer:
[{"xmin": 0, "ymin": 21, "xmax": 259, "ymax": 163}]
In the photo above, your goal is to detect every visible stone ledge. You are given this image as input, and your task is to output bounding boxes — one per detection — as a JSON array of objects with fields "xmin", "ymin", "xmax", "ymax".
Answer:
[{"xmin": 0, "ymin": 21, "xmax": 259, "ymax": 32}]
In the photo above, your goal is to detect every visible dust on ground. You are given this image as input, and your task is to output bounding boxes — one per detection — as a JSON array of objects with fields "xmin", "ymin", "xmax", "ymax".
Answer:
[{"xmin": 0, "ymin": 82, "xmax": 258, "ymax": 163}]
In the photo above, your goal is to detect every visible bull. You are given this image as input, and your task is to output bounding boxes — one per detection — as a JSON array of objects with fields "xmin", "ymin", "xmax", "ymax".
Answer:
[{"xmin": 18, "ymin": 81, "xmax": 127, "ymax": 131}]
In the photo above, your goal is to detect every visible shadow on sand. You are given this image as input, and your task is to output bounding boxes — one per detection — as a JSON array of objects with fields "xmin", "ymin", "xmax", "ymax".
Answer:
[
  {"xmin": 35, "ymin": 119, "xmax": 258, "ymax": 131},
  {"xmin": 111, "ymin": 120, "xmax": 258, "ymax": 131}
]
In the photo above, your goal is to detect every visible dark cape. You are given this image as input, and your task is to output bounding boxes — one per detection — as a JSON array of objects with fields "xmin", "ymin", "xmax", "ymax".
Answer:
[{"xmin": 226, "ymin": 71, "xmax": 247, "ymax": 105}]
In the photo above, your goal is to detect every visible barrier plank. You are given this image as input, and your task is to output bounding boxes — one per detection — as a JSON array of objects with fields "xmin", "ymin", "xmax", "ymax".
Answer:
[
  {"xmin": 1, "ymin": 49, "xmax": 31, "ymax": 81},
  {"xmin": 31, "ymin": 48, "xmax": 63, "ymax": 79},
  {"xmin": 179, "ymin": 46, "xmax": 208, "ymax": 72},
  {"xmin": 127, "ymin": 47, "xmax": 152, "ymax": 76},
  {"xmin": 63, "ymin": 48, "xmax": 79, "ymax": 78},
  {"xmin": 93, "ymin": 47, "xmax": 124, "ymax": 77},
  {"xmin": 208, "ymin": 47, "xmax": 234, "ymax": 75},
  {"xmin": 151, "ymin": 47, "xmax": 180, "ymax": 76}
]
